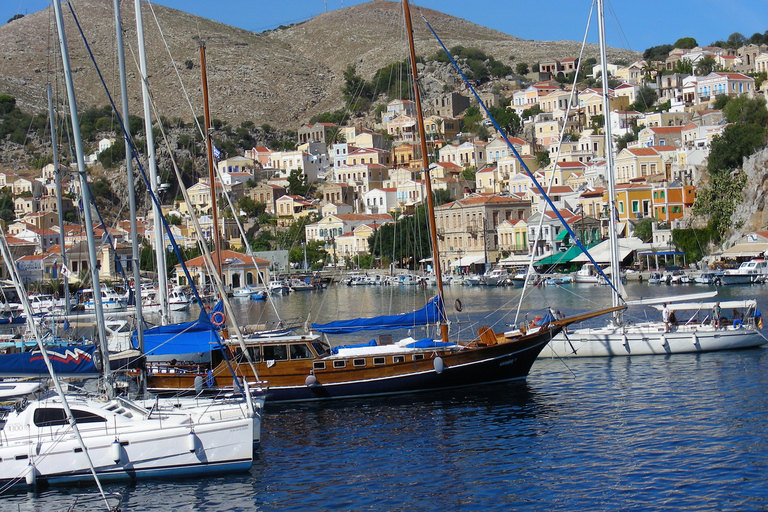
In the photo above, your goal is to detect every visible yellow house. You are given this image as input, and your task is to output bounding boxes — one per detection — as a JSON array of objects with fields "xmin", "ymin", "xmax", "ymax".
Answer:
[
  {"xmin": 476, "ymin": 166, "xmax": 500, "ymax": 193},
  {"xmin": 578, "ymin": 88, "xmax": 629, "ymax": 126},
  {"xmin": 614, "ymin": 147, "xmax": 665, "ymax": 184},
  {"xmin": 392, "ymin": 143, "xmax": 419, "ymax": 169},
  {"xmin": 497, "ymin": 218, "xmax": 529, "ymax": 253},
  {"xmin": 424, "ymin": 115, "xmax": 459, "ymax": 141}
]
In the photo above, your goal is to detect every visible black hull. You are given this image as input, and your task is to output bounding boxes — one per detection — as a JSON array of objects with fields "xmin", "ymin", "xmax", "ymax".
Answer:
[{"xmin": 264, "ymin": 327, "xmax": 556, "ymax": 403}]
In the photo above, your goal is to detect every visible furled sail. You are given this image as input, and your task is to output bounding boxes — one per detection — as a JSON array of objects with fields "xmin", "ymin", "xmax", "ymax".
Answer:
[{"xmin": 312, "ymin": 296, "xmax": 444, "ymax": 334}]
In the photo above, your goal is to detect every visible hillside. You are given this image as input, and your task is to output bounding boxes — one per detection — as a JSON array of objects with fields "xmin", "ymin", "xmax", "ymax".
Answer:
[{"xmin": 0, "ymin": 0, "xmax": 640, "ymax": 128}]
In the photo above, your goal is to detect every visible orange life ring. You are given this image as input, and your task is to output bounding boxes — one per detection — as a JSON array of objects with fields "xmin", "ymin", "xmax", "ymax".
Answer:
[{"xmin": 211, "ymin": 311, "xmax": 226, "ymax": 327}]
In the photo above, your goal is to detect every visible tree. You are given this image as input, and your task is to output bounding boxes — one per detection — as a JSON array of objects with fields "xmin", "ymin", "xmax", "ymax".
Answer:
[
  {"xmin": 633, "ymin": 218, "xmax": 654, "ymax": 242},
  {"xmin": 521, "ymin": 104, "xmax": 542, "ymax": 119},
  {"xmin": 673, "ymin": 58, "xmax": 693, "ymax": 75},
  {"xmin": 643, "ymin": 44, "xmax": 674, "ymax": 61},
  {"xmin": 535, "ymin": 151, "xmax": 550, "ymax": 168},
  {"xmin": 695, "ymin": 56, "xmax": 717, "ymax": 76},
  {"xmin": 431, "ymin": 188, "xmax": 453, "ymax": 206},
  {"xmin": 632, "ymin": 86, "xmax": 658, "ymax": 112},
  {"xmin": 238, "ymin": 196, "xmax": 267, "ymax": 218},
  {"xmin": 516, "ymin": 62, "xmax": 529, "ymax": 75},
  {"xmin": 722, "ymin": 96, "xmax": 768, "ymax": 126},
  {"xmin": 96, "ymin": 139, "xmax": 126, "ymax": 168},
  {"xmin": 673, "ymin": 37, "xmax": 697, "ymax": 49},
  {"xmin": 286, "ymin": 168, "xmax": 309, "ymax": 197}
]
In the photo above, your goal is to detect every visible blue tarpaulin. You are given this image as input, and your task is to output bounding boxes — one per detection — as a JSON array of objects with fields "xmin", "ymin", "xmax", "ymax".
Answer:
[
  {"xmin": 138, "ymin": 308, "xmax": 221, "ymax": 357},
  {"xmin": 312, "ymin": 296, "xmax": 444, "ymax": 334}
]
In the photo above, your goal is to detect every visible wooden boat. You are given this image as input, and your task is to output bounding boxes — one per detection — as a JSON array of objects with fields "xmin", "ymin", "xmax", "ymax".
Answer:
[{"xmin": 142, "ymin": 303, "xmax": 622, "ymax": 402}]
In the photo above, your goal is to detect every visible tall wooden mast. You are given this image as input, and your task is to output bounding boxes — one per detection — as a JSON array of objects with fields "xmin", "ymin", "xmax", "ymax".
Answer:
[
  {"xmin": 200, "ymin": 42, "xmax": 223, "ymax": 279},
  {"xmin": 403, "ymin": 0, "xmax": 448, "ymax": 343}
]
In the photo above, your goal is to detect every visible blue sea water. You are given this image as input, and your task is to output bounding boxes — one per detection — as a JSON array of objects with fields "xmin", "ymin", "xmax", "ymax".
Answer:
[{"xmin": 3, "ymin": 282, "xmax": 768, "ymax": 511}]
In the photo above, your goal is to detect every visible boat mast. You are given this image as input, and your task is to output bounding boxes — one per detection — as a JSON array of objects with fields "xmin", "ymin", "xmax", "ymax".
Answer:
[
  {"xmin": 136, "ymin": 0, "xmax": 170, "ymax": 325},
  {"xmin": 403, "ymin": 0, "xmax": 448, "ymax": 343},
  {"xmin": 46, "ymin": 84, "xmax": 70, "ymax": 322},
  {"xmin": 200, "ymin": 42, "xmax": 224, "ymax": 281},
  {"xmin": 52, "ymin": 0, "xmax": 112, "ymax": 396},
  {"xmin": 597, "ymin": 0, "xmax": 622, "ymax": 313},
  {"xmin": 117, "ymin": 0, "xmax": 146, "ymax": 394}
]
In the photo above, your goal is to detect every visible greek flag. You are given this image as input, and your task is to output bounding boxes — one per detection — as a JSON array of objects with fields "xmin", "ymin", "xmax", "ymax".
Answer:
[{"xmin": 213, "ymin": 146, "xmax": 221, "ymax": 159}]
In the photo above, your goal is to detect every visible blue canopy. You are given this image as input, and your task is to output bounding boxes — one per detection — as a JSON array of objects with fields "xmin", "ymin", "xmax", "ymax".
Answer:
[
  {"xmin": 138, "ymin": 308, "xmax": 221, "ymax": 357},
  {"xmin": 0, "ymin": 345, "xmax": 99, "ymax": 377},
  {"xmin": 312, "ymin": 296, "xmax": 444, "ymax": 334}
]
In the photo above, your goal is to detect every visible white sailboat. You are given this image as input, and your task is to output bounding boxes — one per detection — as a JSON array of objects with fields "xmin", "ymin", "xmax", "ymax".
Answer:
[
  {"xmin": 540, "ymin": 0, "xmax": 767, "ymax": 358},
  {"xmin": 0, "ymin": 0, "xmax": 263, "ymax": 491}
]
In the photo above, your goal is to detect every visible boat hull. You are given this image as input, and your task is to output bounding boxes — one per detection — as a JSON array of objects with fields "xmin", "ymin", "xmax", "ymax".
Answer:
[
  {"xmin": 542, "ymin": 323, "xmax": 765, "ymax": 357},
  {"xmin": 146, "ymin": 327, "xmax": 559, "ymax": 403},
  {"xmin": 0, "ymin": 395, "xmax": 258, "ymax": 490}
]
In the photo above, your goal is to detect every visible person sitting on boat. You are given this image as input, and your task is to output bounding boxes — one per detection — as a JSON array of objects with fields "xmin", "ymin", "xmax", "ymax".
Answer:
[
  {"xmin": 712, "ymin": 302, "xmax": 722, "ymax": 329},
  {"xmin": 662, "ymin": 303, "xmax": 670, "ymax": 333}
]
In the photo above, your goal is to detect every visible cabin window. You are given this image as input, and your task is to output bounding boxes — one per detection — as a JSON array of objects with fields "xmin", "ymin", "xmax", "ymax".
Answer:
[
  {"xmin": 289, "ymin": 344, "xmax": 313, "ymax": 360},
  {"xmin": 412, "ymin": 354, "xmax": 425, "ymax": 361},
  {"xmin": 373, "ymin": 357, "xmax": 386, "ymax": 365},
  {"xmin": 34, "ymin": 408, "xmax": 106, "ymax": 427},
  {"xmin": 353, "ymin": 359, "xmax": 366, "ymax": 367},
  {"xmin": 333, "ymin": 360, "xmax": 346, "ymax": 369},
  {"xmin": 393, "ymin": 355, "xmax": 405, "ymax": 363},
  {"xmin": 262, "ymin": 345, "xmax": 288, "ymax": 361},
  {"xmin": 313, "ymin": 361, "xmax": 326, "ymax": 370},
  {"xmin": 244, "ymin": 347, "xmax": 261, "ymax": 361}
]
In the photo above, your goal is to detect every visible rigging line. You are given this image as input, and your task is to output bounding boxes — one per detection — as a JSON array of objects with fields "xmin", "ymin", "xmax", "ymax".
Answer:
[
  {"xmin": 514, "ymin": 0, "xmax": 596, "ymax": 325},
  {"xmin": 605, "ymin": 0, "xmax": 633, "ymax": 53},
  {"xmin": 64, "ymin": 2, "xmax": 235, "ymax": 342},
  {"xmin": 419, "ymin": 11, "xmax": 622, "ymax": 301},
  {"xmin": 145, "ymin": 0, "xmax": 206, "ymax": 140},
  {"xmin": 149, "ymin": 109, "xmax": 260, "ymax": 380}
]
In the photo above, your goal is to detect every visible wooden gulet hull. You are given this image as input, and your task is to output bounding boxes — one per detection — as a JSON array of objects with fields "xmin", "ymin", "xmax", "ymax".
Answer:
[{"xmin": 147, "ymin": 328, "xmax": 556, "ymax": 402}]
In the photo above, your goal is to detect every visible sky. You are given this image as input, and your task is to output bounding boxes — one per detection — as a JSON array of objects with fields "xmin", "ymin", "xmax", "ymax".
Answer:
[{"xmin": 2, "ymin": 0, "xmax": 766, "ymax": 54}]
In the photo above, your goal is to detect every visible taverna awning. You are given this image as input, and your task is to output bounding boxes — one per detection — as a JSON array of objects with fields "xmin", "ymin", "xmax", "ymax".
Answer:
[
  {"xmin": 720, "ymin": 242, "xmax": 768, "ymax": 259},
  {"xmin": 571, "ymin": 237, "xmax": 650, "ymax": 263},
  {"xmin": 453, "ymin": 255, "xmax": 486, "ymax": 267}
]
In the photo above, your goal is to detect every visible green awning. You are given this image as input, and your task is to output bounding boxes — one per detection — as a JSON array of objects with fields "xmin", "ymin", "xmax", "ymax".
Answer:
[
  {"xmin": 555, "ymin": 230, "xmax": 569, "ymax": 241},
  {"xmin": 535, "ymin": 243, "xmax": 597, "ymax": 266}
]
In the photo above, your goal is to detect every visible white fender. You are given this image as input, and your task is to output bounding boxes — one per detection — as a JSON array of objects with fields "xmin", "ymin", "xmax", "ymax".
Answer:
[
  {"xmin": 25, "ymin": 463, "xmax": 36, "ymax": 486},
  {"xmin": 187, "ymin": 431, "xmax": 197, "ymax": 453},
  {"xmin": 692, "ymin": 333, "xmax": 698, "ymax": 346},
  {"xmin": 111, "ymin": 440, "xmax": 122, "ymax": 463},
  {"xmin": 305, "ymin": 374, "xmax": 318, "ymax": 387},
  {"xmin": 434, "ymin": 356, "xmax": 444, "ymax": 374}
]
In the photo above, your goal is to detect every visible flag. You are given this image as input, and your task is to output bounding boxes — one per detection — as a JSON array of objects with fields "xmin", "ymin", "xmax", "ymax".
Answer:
[
  {"xmin": 60, "ymin": 264, "xmax": 71, "ymax": 278},
  {"xmin": 213, "ymin": 146, "xmax": 221, "ymax": 159}
]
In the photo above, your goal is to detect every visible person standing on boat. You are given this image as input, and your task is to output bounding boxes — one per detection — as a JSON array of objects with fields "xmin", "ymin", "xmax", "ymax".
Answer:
[
  {"xmin": 662, "ymin": 303, "xmax": 670, "ymax": 333},
  {"xmin": 712, "ymin": 302, "xmax": 722, "ymax": 329}
]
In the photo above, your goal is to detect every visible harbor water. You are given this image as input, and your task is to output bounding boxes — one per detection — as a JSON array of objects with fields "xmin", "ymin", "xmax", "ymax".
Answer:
[{"xmin": 3, "ymin": 281, "xmax": 768, "ymax": 510}]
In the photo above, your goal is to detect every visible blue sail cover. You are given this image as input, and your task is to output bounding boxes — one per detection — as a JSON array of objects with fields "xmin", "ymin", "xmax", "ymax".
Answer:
[
  {"xmin": 0, "ymin": 345, "xmax": 99, "ymax": 377},
  {"xmin": 138, "ymin": 309, "xmax": 220, "ymax": 357},
  {"xmin": 312, "ymin": 296, "xmax": 444, "ymax": 334}
]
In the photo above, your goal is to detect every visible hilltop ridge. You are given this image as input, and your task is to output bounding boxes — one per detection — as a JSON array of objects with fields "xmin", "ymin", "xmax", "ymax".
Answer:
[{"xmin": 0, "ymin": 0, "xmax": 639, "ymax": 127}]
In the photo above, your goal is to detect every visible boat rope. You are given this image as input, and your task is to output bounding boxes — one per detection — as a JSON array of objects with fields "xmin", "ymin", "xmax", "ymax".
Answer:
[{"xmin": 419, "ymin": 12, "xmax": 622, "ymax": 301}]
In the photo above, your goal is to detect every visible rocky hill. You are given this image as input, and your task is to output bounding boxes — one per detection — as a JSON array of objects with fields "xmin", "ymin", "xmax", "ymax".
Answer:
[{"xmin": 0, "ymin": 0, "xmax": 640, "ymax": 128}]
